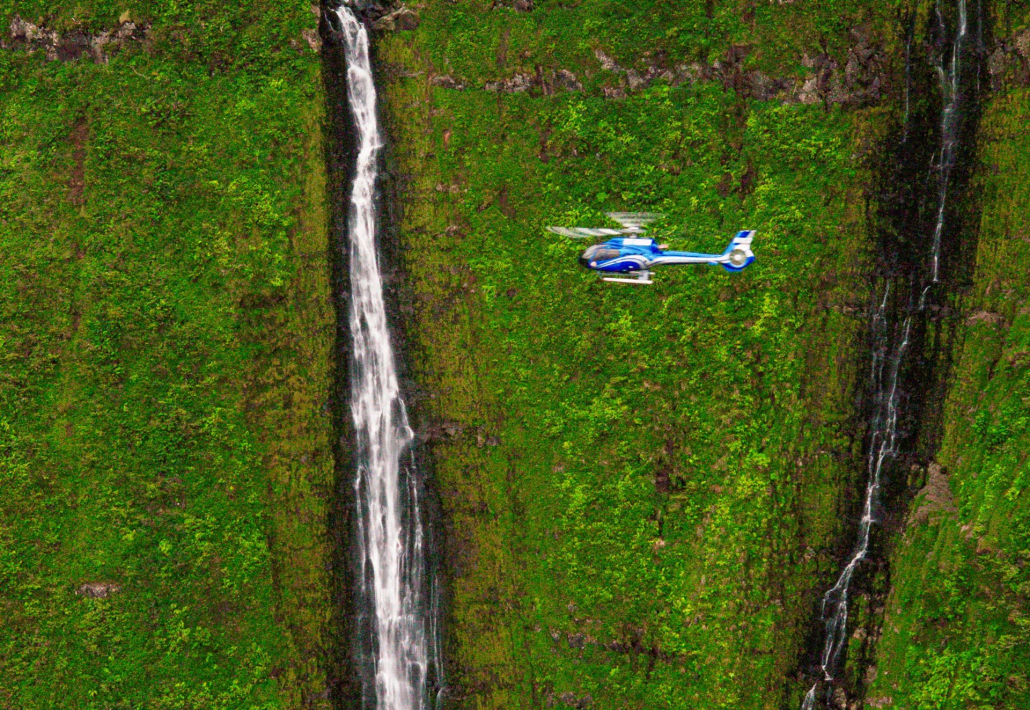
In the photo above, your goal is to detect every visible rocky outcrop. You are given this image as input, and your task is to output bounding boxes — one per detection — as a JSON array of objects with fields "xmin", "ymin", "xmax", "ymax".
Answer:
[
  {"xmin": 3, "ymin": 15, "xmax": 149, "ymax": 63},
  {"xmin": 346, "ymin": 0, "xmax": 420, "ymax": 31},
  {"xmin": 77, "ymin": 582, "xmax": 121, "ymax": 599},
  {"xmin": 484, "ymin": 68, "xmax": 582, "ymax": 94},
  {"xmin": 372, "ymin": 5, "xmax": 420, "ymax": 32},
  {"xmin": 986, "ymin": 27, "xmax": 1030, "ymax": 88},
  {"xmin": 485, "ymin": 72, "xmax": 533, "ymax": 93},
  {"xmin": 430, "ymin": 74, "xmax": 466, "ymax": 90},
  {"xmin": 593, "ymin": 34, "xmax": 887, "ymax": 105},
  {"xmin": 431, "ymin": 35, "xmax": 887, "ymax": 105},
  {"xmin": 492, "ymin": 0, "xmax": 534, "ymax": 10},
  {"xmin": 909, "ymin": 462, "xmax": 957, "ymax": 524}
]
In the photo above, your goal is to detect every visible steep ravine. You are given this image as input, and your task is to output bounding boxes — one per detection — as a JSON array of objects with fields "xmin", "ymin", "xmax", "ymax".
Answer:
[
  {"xmin": 321, "ymin": 3, "xmax": 444, "ymax": 709},
  {"xmin": 800, "ymin": 1, "xmax": 988, "ymax": 708},
  {"xmin": 864, "ymin": 3, "xmax": 1030, "ymax": 706}
]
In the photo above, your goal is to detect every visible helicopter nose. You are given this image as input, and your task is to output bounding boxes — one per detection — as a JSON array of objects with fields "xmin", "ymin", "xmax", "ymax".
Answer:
[{"xmin": 578, "ymin": 253, "xmax": 592, "ymax": 269}]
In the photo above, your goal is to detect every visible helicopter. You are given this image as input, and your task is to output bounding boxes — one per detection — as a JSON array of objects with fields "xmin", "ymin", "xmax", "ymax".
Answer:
[{"xmin": 547, "ymin": 213, "xmax": 756, "ymax": 284}]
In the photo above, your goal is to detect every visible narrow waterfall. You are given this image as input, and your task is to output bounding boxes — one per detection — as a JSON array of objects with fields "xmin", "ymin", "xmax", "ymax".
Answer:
[
  {"xmin": 801, "ymin": 1, "xmax": 978, "ymax": 707},
  {"xmin": 334, "ymin": 5, "xmax": 441, "ymax": 709}
]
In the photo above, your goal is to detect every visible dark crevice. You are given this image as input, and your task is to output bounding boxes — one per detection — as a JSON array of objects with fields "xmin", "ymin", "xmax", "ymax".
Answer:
[
  {"xmin": 319, "ymin": 3, "xmax": 363, "ymax": 707},
  {"xmin": 793, "ymin": 1, "xmax": 990, "ymax": 708}
]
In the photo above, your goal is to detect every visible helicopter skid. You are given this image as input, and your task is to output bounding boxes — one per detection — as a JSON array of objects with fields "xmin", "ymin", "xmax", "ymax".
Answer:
[{"xmin": 602, "ymin": 270, "xmax": 652, "ymax": 285}]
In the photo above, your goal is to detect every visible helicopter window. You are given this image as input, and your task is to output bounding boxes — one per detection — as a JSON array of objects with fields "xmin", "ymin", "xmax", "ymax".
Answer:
[{"xmin": 585, "ymin": 246, "xmax": 621, "ymax": 263}]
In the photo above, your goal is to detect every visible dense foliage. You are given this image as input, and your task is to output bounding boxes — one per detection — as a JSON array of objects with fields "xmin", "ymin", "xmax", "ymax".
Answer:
[
  {"xmin": 2, "ymin": 0, "xmax": 1028, "ymax": 708},
  {"xmin": 0, "ymin": 2, "xmax": 333, "ymax": 707},
  {"xmin": 375, "ymin": 1, "xmax": 899, "ymax": 707}
]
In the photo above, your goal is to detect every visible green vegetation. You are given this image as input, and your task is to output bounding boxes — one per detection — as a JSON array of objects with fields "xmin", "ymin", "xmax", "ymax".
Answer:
[
  {"xmin": 376, "ymin": 1, "xmax": 903, "ymax": 707},
  {"xmin": 866, "ymin": 6, "xmax": 1030, "ymax": 706},
  {"xmin": 2, "ymin": 0, "xmax": 1027, "ymax": 708},
  {"xmin": 0, "ymin": 2, "xmax": 334, "ymax": 707}
]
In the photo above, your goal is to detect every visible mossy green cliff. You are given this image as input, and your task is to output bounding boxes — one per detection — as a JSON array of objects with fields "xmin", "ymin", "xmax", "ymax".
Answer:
[
  {"xmin": 374, "ymin": 2, "xmax": 900, "ymax": 707},
  {"xmin": 1, "ymin": 2, "xmax": 335, "ymax": 706},
  {"xmin": 1, "ymin": 0, "xmax": 1028, "ymax": 708}
]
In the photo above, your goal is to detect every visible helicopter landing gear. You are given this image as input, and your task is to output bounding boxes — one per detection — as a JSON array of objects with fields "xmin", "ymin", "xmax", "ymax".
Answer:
[{"xmin": 602, "ymin": 270, "xmax": 652, "ymax": 285}]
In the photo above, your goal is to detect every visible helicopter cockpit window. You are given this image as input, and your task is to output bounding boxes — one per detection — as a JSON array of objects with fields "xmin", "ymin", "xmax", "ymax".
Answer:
[{"xmin": 584, "ymin": 245, "xmax": 621, "ymax": 263}]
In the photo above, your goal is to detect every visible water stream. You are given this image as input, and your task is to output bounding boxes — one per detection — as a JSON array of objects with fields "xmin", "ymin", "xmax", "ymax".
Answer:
[
  {"xmin": 334, "ymin": 5, "xmax": 441, "ymax": 709},
  {"xmin": 801, "ymin": 1, "xmax": 977, "ymax": 707}
]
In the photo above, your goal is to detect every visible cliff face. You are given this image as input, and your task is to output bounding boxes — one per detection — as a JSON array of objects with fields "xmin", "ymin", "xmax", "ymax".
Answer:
[
  {"xmin": 0, "ymin": 2, "xmax": 335, "ymax": 707},
  {"xmin": 2, "ymin": 1, "xmax": 1027, "ymax": 708},
  {"xmin": 372, "ymin": 2, "xmax": 902, "ymax": 707},
  {"xmin": 866, "ymin": 5, "xmax": 1030, "ymax": 708}
]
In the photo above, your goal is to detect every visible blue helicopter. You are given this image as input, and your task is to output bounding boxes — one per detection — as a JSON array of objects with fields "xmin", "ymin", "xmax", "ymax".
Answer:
[{"xmin": 547, "ymin": 213, "xmax": 756, "ymax": 284}]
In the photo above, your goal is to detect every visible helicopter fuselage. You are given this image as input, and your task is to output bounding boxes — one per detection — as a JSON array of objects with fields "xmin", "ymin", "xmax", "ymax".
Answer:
[{"xmin": 579, "ymin": 232, "xmax": 755, "ymax": 275}]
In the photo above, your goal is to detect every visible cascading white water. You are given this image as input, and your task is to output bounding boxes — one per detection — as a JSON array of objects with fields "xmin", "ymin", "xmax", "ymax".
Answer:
[
  {"xmin": 335, "ymin": 5, "xmax": 438, "ymax": 709},
  {"xmin": 801, "ymin": 2, "xmax": 972, "ymax": 707},
  {"xmin": 926, "ymin": 0, "xmax": 969, "ymax": 294}
]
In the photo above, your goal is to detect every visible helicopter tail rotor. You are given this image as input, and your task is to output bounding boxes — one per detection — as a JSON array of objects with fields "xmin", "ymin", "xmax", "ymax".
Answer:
[{"xmin": 721, "ymin": 230, "xmax": 756, "ymax": 272}]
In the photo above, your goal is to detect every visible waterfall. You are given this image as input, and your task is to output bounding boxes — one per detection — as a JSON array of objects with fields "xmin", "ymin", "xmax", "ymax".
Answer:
[
  {"xmin": 334, "ymin": 5, "xmax": 441, "ymax": 709},
  {"xmin": 801, "ymin": 1, "xmax": 975, "ymax": 706}
]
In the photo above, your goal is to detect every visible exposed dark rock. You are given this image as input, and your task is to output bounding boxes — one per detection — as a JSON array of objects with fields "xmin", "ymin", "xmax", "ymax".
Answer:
[
  {"xmin": 4, "ymin": 15, "xmax": 149, "ymax": 64},
  {"xmin": 420, "ymin": 422, "xmax": 463, "ymax": 442},
  {"xmin": 77, "ymin": 582, "xmax": 121, "ymax": 598},
  {"xmin": 430, "ymin": 74, "xmax": 466, "ymax": 90},
  {"xmin": 985, "ymin": 28, "xmax": 1030, "ymax": 88},
  {"xmin": 554, "ymin": 69, "xmax": 582, "ymax": 91},
  {"xmin": 588, "ymin": 39, "xmax": 886, "ymax": 105},
  {"xmin": 485, "ymin": 72, "xmax": 532, "ymax": 93},
  {"xmin": 493, "ymin": 0, "xmax": 534, "ymax": 10},
  {"xmin": 483, "ymin": 67, "xmax": 583, "ymax": 95},
  {"xmin": 439, "ymin": 35, "xmax": 886, "ymax": 104},
  {"xmin": 372, "ymin": 5, "xmax": 420, "ymax": 32}
]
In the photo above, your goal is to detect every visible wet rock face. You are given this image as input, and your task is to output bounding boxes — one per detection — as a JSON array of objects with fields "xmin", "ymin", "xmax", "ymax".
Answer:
[
  {"xmin": 349, "ymin": 0, "xmax": 420, "ymax": 31},
  {"xmin": 372, "ymin": 6, "xmax": 420, "ymax": 32},
  {"xmin": 4, "ymin": 15, "xmax": 149, "ymax": 63}
]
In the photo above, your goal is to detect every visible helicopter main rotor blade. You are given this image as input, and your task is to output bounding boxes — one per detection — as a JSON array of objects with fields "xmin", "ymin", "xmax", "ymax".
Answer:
[
  {"xmin": 606, "ymin": 212, "xmax": 663, "ymax": 230},
  {"xmin": 546, "ymin": 226, "xmax": 628, "ymax": 238}
]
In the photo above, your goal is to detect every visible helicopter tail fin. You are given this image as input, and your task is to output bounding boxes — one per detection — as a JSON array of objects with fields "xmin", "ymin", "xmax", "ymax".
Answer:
[{"xmin": 721, "ymin": 230, "xmax": 756, "ymax": 272}]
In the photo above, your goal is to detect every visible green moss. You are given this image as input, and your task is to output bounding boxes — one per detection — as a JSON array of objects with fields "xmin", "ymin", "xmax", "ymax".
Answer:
[
  {"xmin": 866, "ymin": 81, "xmax": 1030, "ymax": 710},
  {"xmin": 376, "ymin": 2, "xmax": 903, "ymax": 706},
  {"xmin": 0, "ymin": 4, "xmax": 333, "ymax": 707}
]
